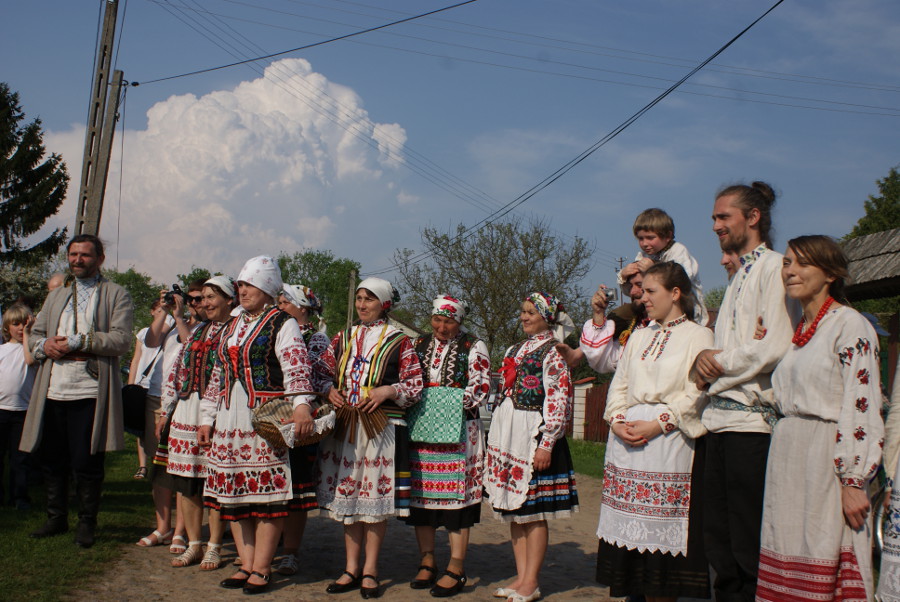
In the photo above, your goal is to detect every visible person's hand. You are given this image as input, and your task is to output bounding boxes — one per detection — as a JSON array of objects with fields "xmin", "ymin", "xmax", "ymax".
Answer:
[
  {"xmin": 328, "ymin": 387, "xmax": 347, "ymax": 408},
  {"xmin": 43, "ymin": 335, "xmax": 70, "ymax": 360},
  {"xmin": 155, "ymin": 415, "xmax": 167, "ymax": 440},
  {"xmin": 753, "ymin": 316, "xmax": 767, "ymax": 340},
  {"xmin": 635, "ymin": 257, "xmax": 654, "ymax": 271},
  {"xmin": 611, "ymin": 422, "xmax": 647, "ymax": 447},
  {"xmin": 198, "ymin": 425, "xmax": 213, "ymax": 448},
  {"xmin": 291, "ymin": 404, "xmax": 314, "ymax": 439},
  {"xmin": 842, "ymin": 485, "xmax": 870, "ymax": 530},
  {"xmin": 693, "ymin": 349, "xmax": 725, "ymax": 382},
  {"xmin": 554, "ymin": 343, "xmax": 584, "ymax": 369},
  {"xmin": 359, "ymin": 385, "xmax": 395, "ymax": 414},
  {"xmin": 171, "ymin": 293, "xmax": 186, "ymax": 317},
  {"xmin": 619, "ymin": 263, "xmax": 639, "ymax": 281},
  {"xmin": 533, "ymin": 448, "xmax": 551, "ymax": 471},
  {"xmin": 24, "ymin": 315, "xmax": 35, "ymax": 333},
  {"xmin": 591, "ymin": 285, "xmax": 609, "ymax": 319},
  {"xmin": 626, "ymin": 420, "xmax": 663, "ymax": 442}
]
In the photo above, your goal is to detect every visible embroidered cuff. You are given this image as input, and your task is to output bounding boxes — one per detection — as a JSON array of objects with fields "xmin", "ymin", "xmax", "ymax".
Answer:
[
  {"xmin": 841, "ymin": 476, "xmax": 865, "ymax": 489},
  {"xmin": 67, "ymin": 334, "xmax": 84, "ymax": 351},
  {"xmin": 538, "ymin": 436, "xmax": 556, "ymax": 452},
  {"xmin": 34, "ymin": 338, "xmax": 48, "ymax": 360},
  {"xmin": 610, "ymin": 413, "xmax": 626, "ymax": 424},
  {"xmin": 656, "ymin": 408, "xmax": 678, "ymax": 434},
  {"xmin": 590, "ymin": 317, "xmax": 607, "ymax": 329}
]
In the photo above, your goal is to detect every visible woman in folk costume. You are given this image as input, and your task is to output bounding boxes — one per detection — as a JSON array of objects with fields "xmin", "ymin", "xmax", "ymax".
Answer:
[
  {"xmin": 198, "ymin": 256, "xmax": 316, "ymax": 595},
  {"xmin": 155, "ymin": 276, "xmax": 235, "ymax": 570},
  {"xmin": 595, "ymin": 261, "xmax": 712, "ymax": 601},
  {"xmin": 756, "ymin": 236, "xmax": 883, "ymax": 601},
  {"xmin": 878, "ymin": 353, "xmax": 900, "ymax": 602},
  {"xmin": 485, "ymin": 291, "xmax": 578, "ymax": 602},
  {"xmin": 273, "ymin": 283, "xmax": 336, "ymax": 576},
  {"xmin": 403, "ymin": 295, "xmax": 491, "ymax": 598},
  {"xmin": 317, "ymin": 277, "xmax": 424, "ymax": 599}
]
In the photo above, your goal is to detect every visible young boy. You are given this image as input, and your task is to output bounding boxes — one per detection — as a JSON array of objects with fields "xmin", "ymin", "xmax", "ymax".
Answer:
[
  {"xmin": 618, "ymin": 208, "xmax": 708, "ymax": 325},
  {"xmin": 0, "ymin": 303, "xmax": 36, "ymax": 510}
]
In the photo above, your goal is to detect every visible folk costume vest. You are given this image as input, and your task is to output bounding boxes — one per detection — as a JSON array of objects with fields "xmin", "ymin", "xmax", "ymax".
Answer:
[
  {"xmin": 219, "ymin": 308, "xmax": 290, "ymax": 409},
  {"xmin": 415, "ymin": 332, "xmax": 478, "ymax": 420},
  {"xmin": 333, "ymin": 321, "xmax": 407, "ymax": 417},
  {"xmin": 505, "ymin": 339, "xmax": 555, "ymax": 411},
  {"xmin": 179, "ymin": 320, "xmax": 229, "ymax": 400}
]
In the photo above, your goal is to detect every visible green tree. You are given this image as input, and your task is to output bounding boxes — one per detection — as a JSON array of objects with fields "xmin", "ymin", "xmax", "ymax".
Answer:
[
  {"xmin": 103, "ymin": 267, "xmax": 161, "ymax": 332},
  {"xmin": 705, "ymin": 286, "xmax": 726, "ymax": 310},
  {"xmin": 394, "ymin": 216, "xmax": 594, "ymax": 363},
  {"xmin": 0, "ymin": 83, "xmax": 69, "ymax": 265},
  {"xmin": 845, "ymin": 165, "xmax": 900, "ymax": 240},
  {"xmin": 177, "ymin": 266, "xmax": 215, "ymax": 289},
  {"xmin": 277, "ymin": 249, "xmax": 361, "ymax": 335},
  {"xmin": 0, "ymin": 261, "xmax": 51, "ymax": 310}
]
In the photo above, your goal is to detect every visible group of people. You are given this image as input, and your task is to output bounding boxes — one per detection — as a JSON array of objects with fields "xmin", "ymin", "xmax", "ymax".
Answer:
[{"xmin": 2, "ymin": 177, "xmax": 898, "ymax": 601}]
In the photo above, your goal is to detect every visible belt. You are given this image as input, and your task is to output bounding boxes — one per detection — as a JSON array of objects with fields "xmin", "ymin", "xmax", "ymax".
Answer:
[
  {"xmin": 709, "ymin": 396, "xmax": 780, "ymax": 427},
  {"xmin": 66, "ymin": 352, "xmax": 96, "ymax": 362}
]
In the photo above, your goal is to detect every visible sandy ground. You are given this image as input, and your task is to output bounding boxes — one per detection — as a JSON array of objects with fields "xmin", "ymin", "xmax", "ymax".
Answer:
[{"xmin": 77, "ymin": 473, "xmax": 713, "ymax": 601}]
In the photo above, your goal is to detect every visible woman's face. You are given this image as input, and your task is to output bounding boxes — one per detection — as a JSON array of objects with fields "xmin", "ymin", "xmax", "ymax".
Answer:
[
  {"xmin": 278, "ymin": 295, "xmax": 309, "ymax": 323},
  {"xmin": 355, "ymin": 289, "xmax": 384, "ymax": 323},
  {"xmin": 640, "ymin": 273, "xmax": 680, "ymax": 322},
  {"xmin": 431, "ymin": 314, "xmax": 461, "ymax": 341},
  {"xmin": 202, "ymin": 286, "xmax": 232, "ymax": 322},
  {"xmin": 237, "ymin": 282, "xmax": 271, "ymax": 313},
  {"xmin": 520, "ymin": 300, "xmax": 549, "ymax": 336},
  {"xmin": 782, "ymin": 247, "xmax": 834, "ymax": 303}
]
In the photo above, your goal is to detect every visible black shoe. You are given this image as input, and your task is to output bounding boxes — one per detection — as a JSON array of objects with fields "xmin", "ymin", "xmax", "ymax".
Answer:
[
  {"xmin": 326, "ymin": 570, "xmax": 361, "ymax": 594},
  {"xmin": 410, "ymin": 565, "xmax": 437, "ymax": 589},
  {"xmin": 30, "ymin": 518, "xmax": 68, "ymax": 539},
  {"xmin": 74, "ymin": 519, "xmax": 96, "ymax": 548},
  {"xmin": 360, "ymin": 575, "xmax": 380, "ymax": 599},
  {"xmin": 221, "ymin": 568, "xmax": 251, "ymax": 589},
  {"xmin": 242, "ymin": 571, "xmax": 270, "ymax": 595},
  {"xmin": 430, "ymin": 570, "xmax": 466, "ymax": 598}
]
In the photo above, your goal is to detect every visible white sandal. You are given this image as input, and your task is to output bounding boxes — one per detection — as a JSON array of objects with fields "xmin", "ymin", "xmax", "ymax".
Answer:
[
  {"xmin": 169, "ymin": 534, "xmax": 187, "ymax": 554},
  {"xmin": 171, "ymin": 542, "xmax": 203, "ymax": 567},
  {"xmin": 507, "ymin": 588, "xmax": 542, "ymax": 602},
  {"xmin": 200, "ymin": 543, "xmax": 222, "ymax": 571},
  {"xmin": 494, "ymin": 588, "xmax": 515, "ymax": 598},
  {"xmin": 136, "ymin": 528, "xmax": 174, "ymax": 547}
]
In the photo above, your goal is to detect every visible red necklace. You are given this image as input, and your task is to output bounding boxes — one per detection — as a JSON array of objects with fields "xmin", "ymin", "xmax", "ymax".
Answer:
[{"xmin": 792, "ymin": 296, "xmax": 834, "ymax": 347}]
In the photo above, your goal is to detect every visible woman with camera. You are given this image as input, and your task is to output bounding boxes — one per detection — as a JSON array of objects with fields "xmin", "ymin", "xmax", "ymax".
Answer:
[{"xmin": 199, "ymin": 257, "xmax": 315, "ymax": 594}]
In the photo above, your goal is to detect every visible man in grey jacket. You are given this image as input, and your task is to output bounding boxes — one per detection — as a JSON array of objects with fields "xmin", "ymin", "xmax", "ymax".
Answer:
[{"xmin": 21, "ymin": 234, "xmax": 133, "ymax": 547}]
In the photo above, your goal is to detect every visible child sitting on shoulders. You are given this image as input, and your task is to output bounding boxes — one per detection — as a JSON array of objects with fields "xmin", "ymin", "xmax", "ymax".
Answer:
[
  {"xmin": 0, "ymin": 303, "xmax": 36, "ymax": 510},
  {"xmin": 618, "ymin": 207, "xmax": 708, "ymax": 325}
]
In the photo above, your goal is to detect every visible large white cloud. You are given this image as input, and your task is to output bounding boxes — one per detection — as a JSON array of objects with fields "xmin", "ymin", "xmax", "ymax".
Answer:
[{"xmin": 45, "ymin": 58, "xmax": 409, "ymax": 281}]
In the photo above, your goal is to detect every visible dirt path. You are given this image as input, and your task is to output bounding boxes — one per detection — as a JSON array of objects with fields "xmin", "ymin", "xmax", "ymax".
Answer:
[{"xmin": 79, "ymin": 473, "xmax": 629, "ymax": 601}]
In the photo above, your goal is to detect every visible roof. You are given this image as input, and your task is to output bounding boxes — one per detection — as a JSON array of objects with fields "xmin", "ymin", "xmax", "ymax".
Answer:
[{"xmin": 843, "ymin": 227, "xmax": 900, "ymax": 300}]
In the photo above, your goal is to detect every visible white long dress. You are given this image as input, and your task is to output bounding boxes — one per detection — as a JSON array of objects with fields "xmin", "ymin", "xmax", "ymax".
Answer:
[
  {"xmin": 597, "ymin": 315, "xmax": 712, "ymax": 556},
  {"xmin": 878, "ymin": 355, "xmax": 900, "ymax": 602},
  {"xmin": 757, "ymin": 306, "xmax": 883, "ymax": 601}
]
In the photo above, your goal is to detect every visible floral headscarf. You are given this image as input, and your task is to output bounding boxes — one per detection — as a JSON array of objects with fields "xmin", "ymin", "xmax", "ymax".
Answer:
[
  {"xmin": 432, "ymin": 295, "xmax": 468, "ymax": 324},
  {"xmin": 282, "ymin": 283, "xmax": 323, "ymax": 314},
  {"xmin": 236, "ymin": 255, "xmax": 282, "ymax": 299},
  {"xmin": 524, "ymin": 291, "xmax": 575, "ymax": 341}
]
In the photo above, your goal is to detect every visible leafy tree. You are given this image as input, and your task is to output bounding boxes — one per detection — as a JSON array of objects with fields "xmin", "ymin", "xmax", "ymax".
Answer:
[
  {"xmin": 394, "ymin": 217, "xmax": 594, "ymax": 362},
  {"xmin": 0, "ymin": 83, "xmax": 69, "ymax": 265},
  {"xmin": 845, "ymin": 165, "xmax": 900, "ymax": 240},
  {"xmin": 277, "ymin": 249, "xmax": 361, "ymax": 335},
  {"xmin": 177, "ymin": 266, "xmax": 215, "ymax": 289},
  {"xmin": 0, "ymin": 261, "xmax": 51, "ymax": 310},
  {"xmin": 103, "ymin": 267, "xmax": 162, "ymax": 333},
  {"xmin": 705, "ymin": 286, "xmax": 726, "ymax": 310}
]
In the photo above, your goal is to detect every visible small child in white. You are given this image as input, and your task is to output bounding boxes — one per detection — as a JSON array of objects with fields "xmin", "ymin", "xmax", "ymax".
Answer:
[
  {"xmin": 0, "ymin": 303, "xmax": 36, "ymax": 510},
  {"xmin": 618, "ymin": 208, "xmax": 708, "ymax": 325}
]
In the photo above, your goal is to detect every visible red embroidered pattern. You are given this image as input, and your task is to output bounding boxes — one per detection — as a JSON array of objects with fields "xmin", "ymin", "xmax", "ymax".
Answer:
[
  {"xmin": 601, "ymin": 464, "xmax": 690, "ymax": 518},
  {"xmin": 757, "ymin": 546, "xmax": 867, "ymax": 601}
]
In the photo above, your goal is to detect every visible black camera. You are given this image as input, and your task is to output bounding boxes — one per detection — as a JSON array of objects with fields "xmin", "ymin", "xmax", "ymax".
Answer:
[{"xmin": 164, "ymin": 284, "xmax": 189, "ymax": 305}]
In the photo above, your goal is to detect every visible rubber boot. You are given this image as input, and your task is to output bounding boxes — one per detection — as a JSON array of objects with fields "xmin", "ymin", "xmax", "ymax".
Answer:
[
  {"xmin": 30, "ymin": 473, "xmax": 69, "ymax": 538},
  {"xmin": 74, "ymin": 478, "xmax": 103, "ymax": 548}
]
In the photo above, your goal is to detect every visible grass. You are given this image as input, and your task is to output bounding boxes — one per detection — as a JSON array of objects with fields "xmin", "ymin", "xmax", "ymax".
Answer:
[
  {"xmin": 567, "ymin": 437, "xmax": 605, "ymax": 480},
  {"xmin": 0, "ymin": 434, "xmax": 155, "ymax": 601}
]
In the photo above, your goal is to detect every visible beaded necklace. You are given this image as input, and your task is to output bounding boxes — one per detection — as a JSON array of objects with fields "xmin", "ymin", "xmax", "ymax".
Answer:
[{"xmin": 792, "ymin": 296, "xmax": 834, "ymax": 347}]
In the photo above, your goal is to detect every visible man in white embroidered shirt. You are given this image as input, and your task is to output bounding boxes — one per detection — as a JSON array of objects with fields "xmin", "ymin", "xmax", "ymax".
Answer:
[
  {"xmin": 692, "ymin": 182, "xmax": 796, "ymax": 602},
  {"xmin": 21, "ymin": 235, "xmax": 133, "ymax": 548}
]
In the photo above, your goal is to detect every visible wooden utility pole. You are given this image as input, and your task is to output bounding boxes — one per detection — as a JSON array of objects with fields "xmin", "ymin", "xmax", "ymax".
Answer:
[
  {"xmin": 74, "ymin": 0, "xmax": 122, "ymax": 237},
  {"xmin": 345, "ymin": 269, "xmax": 358, "ymax": 330}
]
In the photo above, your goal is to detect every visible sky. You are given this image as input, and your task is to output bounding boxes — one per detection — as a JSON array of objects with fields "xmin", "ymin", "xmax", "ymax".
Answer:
[{"xmin": 3, "ymin": 0, "xmax": 899, "ymax": 307}]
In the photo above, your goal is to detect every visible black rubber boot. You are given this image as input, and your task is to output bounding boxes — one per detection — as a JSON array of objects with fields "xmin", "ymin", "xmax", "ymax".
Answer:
[
  {"xmin": 30, "ymin": 474, "xmax": 69, "ymax": 539},
  {"xmin": 74, "ymin": 479, "xmax": 102, "ymax": 548}
]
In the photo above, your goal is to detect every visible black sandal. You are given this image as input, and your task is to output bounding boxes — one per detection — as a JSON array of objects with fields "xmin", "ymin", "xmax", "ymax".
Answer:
[
  {"xmin": 220, "ymin": 568, "xmax": 251, "ymax": 589},
  {"xmin": 243, "ymin": 571, "xmax": 271, "ymax": 595},
  {"xmin": 430, "ymin": 570, "xmax": 467, "ymax": 598},
  {"xmin": 411, "ymin": 564, "xmax": 437, "ymax": 589},
  {"xmin": 133, "ymin": 466, "xmax": 147, "ymax": 479},
  {"xmin": 361, "ymin": 574, "xmax": 381, "ymax": 599},
  {"xmin": 326, "ymin": 570, "xmax": 361, "ymax": 594}
]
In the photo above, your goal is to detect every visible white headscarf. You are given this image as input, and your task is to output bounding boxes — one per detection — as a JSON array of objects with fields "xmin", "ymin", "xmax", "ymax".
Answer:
[
  {"xmin": 237, "ymin": 255, "xmax": 282, "ymax": 299},
  {"xmin": 357, "ymin": 277, "xmax": 398, "ymax": 311},
  {"xmin": 204, "ymin": 275, "xmax": 235, "ymax": 300},
  {"xmin": 281, "ymin": 283, "xmax": 322, "ymax": 313},
  {"xmin": 431, "ymin": 295, "xmax": 468, "ymax": 324}
]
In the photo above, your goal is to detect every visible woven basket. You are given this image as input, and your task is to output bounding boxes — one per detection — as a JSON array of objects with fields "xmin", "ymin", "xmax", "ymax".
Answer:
[
  {"xmin": 251, "ymin": 397, "xmax": 294, "ymax": 450},
  {"xmin": 295, "ymin": 403, "xmax": 336, "ymax": 446}
]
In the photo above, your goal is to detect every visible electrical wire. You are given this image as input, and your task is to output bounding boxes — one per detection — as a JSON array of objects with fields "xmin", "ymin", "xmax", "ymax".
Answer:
[
  {"xmin": 362, "ymin": 0, "xmax": 788, "ymax": 275},
  {"xmin": 131, "ymin": 0, "xmax": 480, "ymax": 85},
  {"xmin": 113, "ymin": 0, "xmax": 130, "ymax": 72}
]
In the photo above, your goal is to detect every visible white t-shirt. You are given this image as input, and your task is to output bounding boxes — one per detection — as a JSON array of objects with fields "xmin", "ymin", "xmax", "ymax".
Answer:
[
  {"xmin": 0, "ymin": 342, "xmax": 36, "ymax": 411},
  {"xmin": 134, "ymin": 317, "xmax": 180, "ymax": 398}
]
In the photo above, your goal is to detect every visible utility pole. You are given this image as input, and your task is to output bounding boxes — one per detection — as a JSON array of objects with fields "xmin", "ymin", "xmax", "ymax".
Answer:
[
  {"xmin": 345, "ymin": 269, "xmax": 358, "ymax": 330},
  {"xmin": 74, "ymin": 0, "xmax": 122, "ymax": 237}
]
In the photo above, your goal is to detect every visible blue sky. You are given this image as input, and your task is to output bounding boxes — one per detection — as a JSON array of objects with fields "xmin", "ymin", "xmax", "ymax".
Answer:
[{"xmin": 3, "ymin": 0, "xmax": 899, "ymax": 303}]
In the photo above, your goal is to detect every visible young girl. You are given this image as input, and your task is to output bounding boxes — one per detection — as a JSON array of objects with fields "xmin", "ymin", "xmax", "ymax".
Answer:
[
  {"xmin": 0, "ymin": 304, "xmax": 36, "ymax": 510},
  {"xmin": 596, "ymin": 262, "xmax": 712, "ymax": 601}
]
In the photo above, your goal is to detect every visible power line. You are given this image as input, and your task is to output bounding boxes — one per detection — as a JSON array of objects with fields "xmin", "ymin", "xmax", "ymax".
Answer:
[
  {"xmin": 363, "ymin": 0, "xmax": 788, "ymax": 275},
  {"xmin": 132, "ymin": 0, "xmax": 480, "ymax": 85}
]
